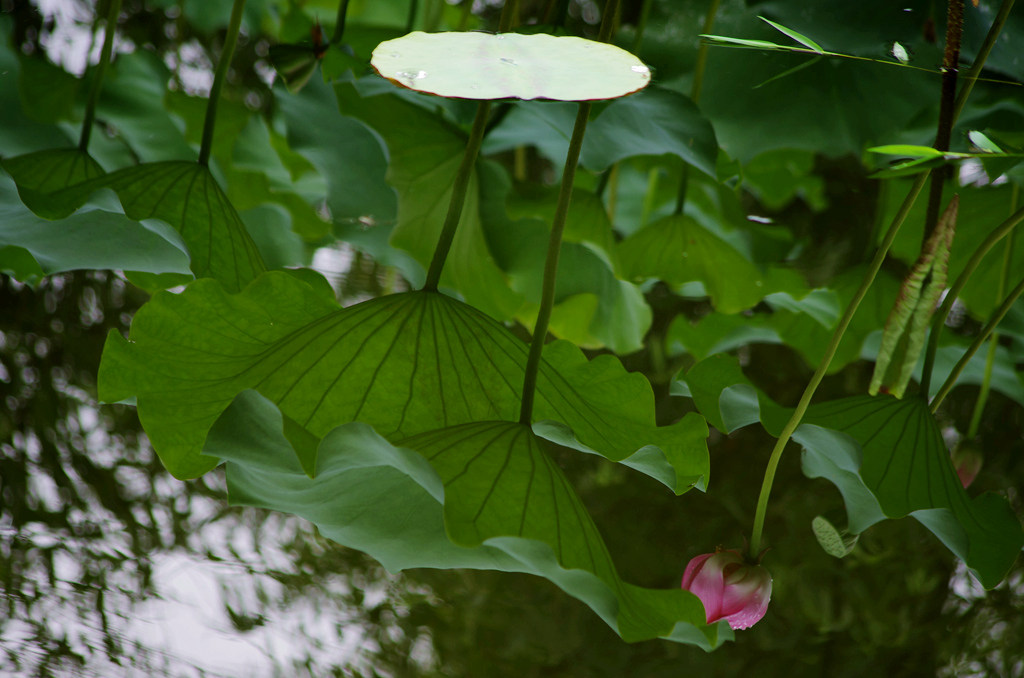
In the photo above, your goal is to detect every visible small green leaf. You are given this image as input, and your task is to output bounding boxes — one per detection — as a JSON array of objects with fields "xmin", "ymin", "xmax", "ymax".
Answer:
[
  {"xmin": 758, "ymin": 17, "xmax": 825, "ymax": 54},
  {"xmin": 891, "ymin": 42, "xmax": 910, "ymax": 64},
  {"xmin": 371, "ymin": 31, "xmax": 651, "ymax": 101},
  {"xmin": 968, "ymin": 130, "xmax": 1004, "ymax": 154},
  {"xmin": 209, "ymin": 391, "xmax": 724, "ymax": 647},
  {"xmin": 811, "ymin": 515, "xmax": 858, "ymax": 558},
  {"xmin": 868, "ymin": 145, "xmax": 945, "ymax": 158},
  {"xmin": 700, "ymin": 34, "xmax": 788, "ymax": 50}
]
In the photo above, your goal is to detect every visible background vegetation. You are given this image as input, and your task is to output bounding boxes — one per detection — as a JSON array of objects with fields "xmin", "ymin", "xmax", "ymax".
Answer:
[{"xmin": 1, "ymin": 0, "xmax": 1023, "ymax": 675}]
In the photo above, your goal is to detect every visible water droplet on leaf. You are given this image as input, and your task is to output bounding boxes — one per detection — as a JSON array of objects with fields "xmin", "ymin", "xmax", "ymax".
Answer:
[{"xmin": 396, "ymin": 70, "xmax": 428, "ymax": 82}]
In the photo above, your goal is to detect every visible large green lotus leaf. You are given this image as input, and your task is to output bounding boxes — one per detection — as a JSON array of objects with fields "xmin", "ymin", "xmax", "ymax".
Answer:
[
  {"xmin": 278, "ymin": 75, "xmax": 397, "ymax": 229},
  {"xmin": 2, "ymin": 148, "xmax": 106, "ymax": 216},
  {"xmin": 209, "ymin": 390, "xmax": 726, "ymax": 647},
  {"xmin": 336, "ymin": 82, "xmax": 522, "ymax": 319},
  {"xmin": 618, "ymin": 214, "xmax": 767, "ymax": 313},
  {"xmin": 667, "ymin": 288, "xmax": 837, "ymax": 361},
  {"xmin": 698, "ymin": 6, "xmax": 935, "ymax": 161},
  {"xmin": 754, "ymin": 0, "xmax": 1024, "ymax": 80},
  {"xmin": 0, "ymin": 21, "xmax": 72, "ymax": 157},
  {"xmin": 768, "ymin": 265, "xmax": 901, "ymax": 373},
  {"xmin": 486, "ymin": 177, "xmax": 649, "ymax": 353},
  {"xmin": 0, "ymin": 173, "xmax": 191, "ymax": 283},
  {"xmin": 677, "ymin": 354, "xmax": 1023, "ymax": 589},
  {"xmin": 675, "ymin": 354, "xmax": 790, "ymax": 436},
  {"xmin": 483, "ymin": 87, "xmax": 717, "ymax": 176},
  {"xmin": 801, "ymin": 396, "xmax": 1024, "ymax": 589},
  {"xmin": 17, "ymin": 52, "xmax": 81, "ymax": 125},
  {"xmin": 276, "ymin": 76, "xmax": 423, "ymax": 279},
  {"xmin": 163, "ymin": 92, "xmax": 327, "ymax": 245},
  {"xmin": 99, "ymin": 271, "xmax": 708, "ymax": 491},
  {"xmin": 145, "ymin": 0, "xmax": 270, "ymax": 35},
  {"xmin": 669, "ymin": 311, "xmax": 782, "ymax": 361},
  {"xmin": 94, "ymin": 51, "xmax": 195, "ymax": 163},
  {"xmin": 15, "ymin": 161, "xmax": 266, "ymax": 293},
  {"xmin": 371, "ymin": 31, "xmax": 651, "ymax": 101},
  {"xmin": 580, "ymin": 87, "xmax": 717, "ymax": 176}
]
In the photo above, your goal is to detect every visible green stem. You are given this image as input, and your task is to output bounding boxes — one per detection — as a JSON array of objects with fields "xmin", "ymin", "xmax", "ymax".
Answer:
[
  {"xmin": 330, "ymin": 0, "xmax": 351, "ymax": 45},
  {"xmin": 458, "ymin": 0, "xmax": 473, "ymax": 30},
  {"xmin": 748, "ymin": 171, "xmax": 929, "ymax": 559},
  {"xmin": 674, "ymin": 0, "xmax": 719, "ymax": 216},
  {"xmin": 198, "ymin": 0, "xmax": 247, "ymax": 167},
  {"xmin": 498, "ymin": 0, "xmax": 518, "ymax": 32},
  {"xmin": 79, "ymin": 0, "xmax": 122, "ymax": 152},
  {"xmin": 674, "ymin": 165, "xmax": 689, "ymax": 216},
  {"xmin": 632, "ymin": 0, "xmax": 653, "ymax": 52},
  {"xmin": 966, "ymin": 209, "xmax": 1016, "ymax": 435},
  {"xmin": 919, "ymin": 203, "xmax": 1024, "ymax": 395},
  {"xmin": 549, "ymin": 0, "xmax": 570, "ymax": 29},
  {"xmin": 406, "ymin": 0, "xmax": 418, "ymax": 32},
  {"xmin": 598, "ymin": 0, "xmax": 620, "ymax": 41},
  {"xmin": 422, "ymin": 101, "xmax": 492, "ymax": 291},
  {"xmin": 519, "ymin": 102, "xmax": 592, "ymax": 425},
  {"xmin": 967, "ymin": 336, "xmax": 1000, "ymax": 437},
  {"xmin": 952, "ymin": 0, "xmax": 1016, "ymax": 125},
  {"xmin": 930, "ymin": 272, "xmax": 1024, "ymax": 414},
  {"xmin": 690, "ymin": 0, "xmax": 721, "ymax": 103}
]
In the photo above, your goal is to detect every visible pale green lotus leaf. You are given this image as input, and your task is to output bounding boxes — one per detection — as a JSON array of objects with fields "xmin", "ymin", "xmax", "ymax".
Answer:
[{"xmin": 371, "ymin": 31, "xmax": 650, "ymax": 101}]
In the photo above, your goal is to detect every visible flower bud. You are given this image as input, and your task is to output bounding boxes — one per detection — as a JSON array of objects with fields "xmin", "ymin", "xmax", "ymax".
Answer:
[
  {"xmin": 681, "ymin": 548, "xmax": 772, "ymax": 630},
  {"xmin": 950, "ymin": 443, "xmax": 983, "ymax": 488}
]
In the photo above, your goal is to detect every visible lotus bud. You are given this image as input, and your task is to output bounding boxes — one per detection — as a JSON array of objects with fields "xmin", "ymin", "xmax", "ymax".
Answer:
[
  {"xmin": 681, "ymin": 548, "xmax": 772, "ymax": 630},
  {"xmin": 950, "ymin": 443, "xmax": 983, "ymax": 488}
]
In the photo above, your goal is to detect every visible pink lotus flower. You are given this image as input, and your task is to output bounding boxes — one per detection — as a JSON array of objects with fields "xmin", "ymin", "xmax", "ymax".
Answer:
[{"xmin": 681, "ymin": 548, "xmax": 772, "ymax": 630}]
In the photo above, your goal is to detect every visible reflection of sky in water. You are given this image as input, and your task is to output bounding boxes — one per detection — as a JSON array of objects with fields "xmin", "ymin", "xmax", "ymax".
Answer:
[
  {"xmin": 0, "ymin": 271, "xmax": 419, "ymax": 672},
  {"xmin": 1, "ymin": 384, "xmax": 407, "ymax": 676}
]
